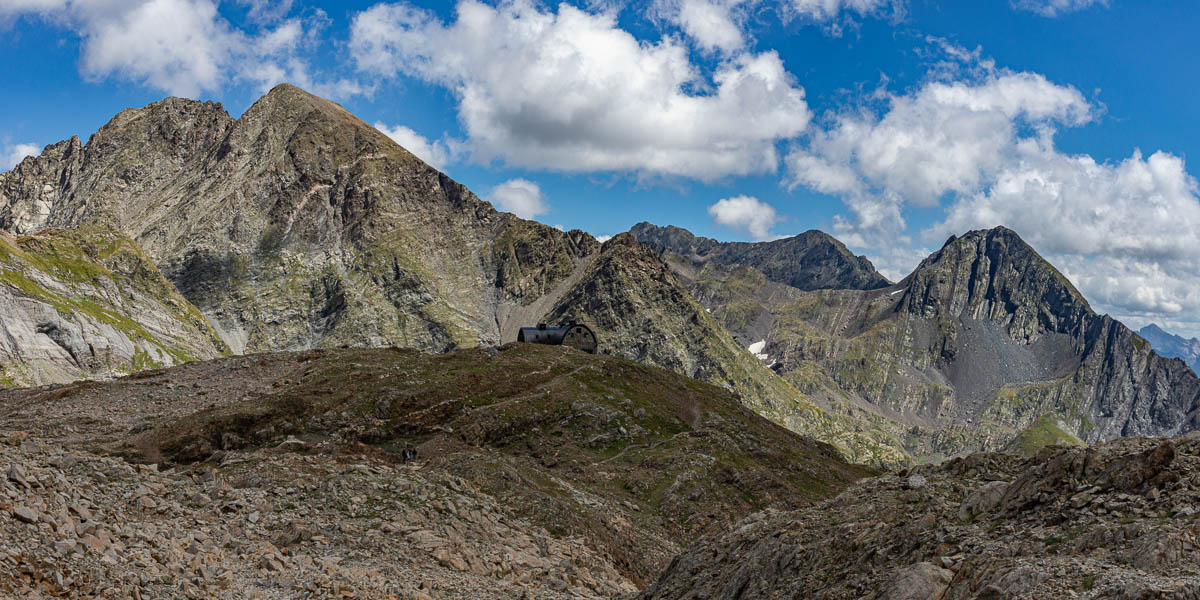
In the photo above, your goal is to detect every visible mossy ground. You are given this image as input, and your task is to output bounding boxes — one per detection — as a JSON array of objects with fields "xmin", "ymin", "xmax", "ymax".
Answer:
[
  {"xmin": 1004, "ymin": 414, "xmax": 1086, "ymax": 457},
  {"xmin": 128, "ymin": 344, "xmax": 877, "ymax": 582}
]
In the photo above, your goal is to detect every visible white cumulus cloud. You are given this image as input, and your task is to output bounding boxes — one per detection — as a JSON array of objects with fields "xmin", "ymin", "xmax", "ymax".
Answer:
[
  {"xmin": 349, "ymin": 0, "xmax": 811, "ymax": 181},
  {"xmin": 926, "ymin": 145, "xmax": 1200, "ymax": 327},
  {"xmin": 788, "ymin": 0, "xmax": 897, "ymax": 21},
  {"xmin": 1011, "ymin": 0, "xmax": 1108, "ymax": 17},
  {"xmin": 488, "ymin": 179, "xmax": 549, "ymax": 220},
  {"xmin": 786, "ymin": 66, "xmax": 1093, "ymax": 250},
  {"xmin": 678, "ymin": 0, "xmax": 744, "ymax": 52},
  {"xmin": 708, "ymin": 195, "xmax": 781, "ymax": 240},
  {"xmin": 652, "ymin": 0, "xmax": 746, "ymax": 53},
  {"xmin": 785, "ymin": 42, "xmax": 1200, "ymax": 336},
  {"xmin": 1, "ymin": 142, "xmax": 39, "ymax": 170},
  {"xmin": 373, "ymin": 122, "xmax": 455, "ymax": 170},
  {"xmin": 0, "ymin": 0, "xmax": 361, "ymax": 98},
  {"xmin": 651, "ymin": 0, "xmax": 899, "ymax": 51},
  {"xmin": 236, "ymin": 0, "xmax": 294, "ymax": 23}
]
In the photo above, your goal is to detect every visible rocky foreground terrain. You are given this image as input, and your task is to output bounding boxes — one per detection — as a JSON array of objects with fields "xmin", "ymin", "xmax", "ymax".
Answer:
[
  {"xmin": 8, "ymin": 344, "xmax": 1200, "ymax": 599},
  {"xmin": 641, "ymin": 435, "xmax": 1200, "ymax": 599},
  {"xmin": 0, "ymin": 344, "xmax": 872, "ymax": 598}
]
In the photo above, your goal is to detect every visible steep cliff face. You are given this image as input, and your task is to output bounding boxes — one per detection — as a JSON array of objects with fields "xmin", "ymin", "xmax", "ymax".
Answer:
[
  {"xmin": 542, "ymin": 234, "xmax": 910, "ymax": 466},
  {"xmin": 900, "ymin": 227, "xmax": 1093, "ymax": 346},
  {"xmin": 630, "ymin": 222, "xmax": 890, "ymax": 291},
  {"xmin": 0, "ymin": 84, "xmax": 598, "ymax": 354},
  {"xmin": 899, "ymin": 228, "xmax": 1200, "ymax": 445},
  {"xmin": 665, "ymin": 225, "xmax": 1200, "ymax": 459},
  {"xmin": 0, "ymin": 227, "xmax": 227, "ymax": 386}
]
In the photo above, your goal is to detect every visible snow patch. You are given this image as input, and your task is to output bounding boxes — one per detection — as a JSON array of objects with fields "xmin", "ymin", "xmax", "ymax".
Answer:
[{"xmin": 747, "ymin": 340, "xmax": 770, "ymax": 361}]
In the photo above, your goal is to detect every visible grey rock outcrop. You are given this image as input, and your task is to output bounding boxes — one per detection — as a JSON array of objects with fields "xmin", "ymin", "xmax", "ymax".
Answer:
[
  {"xmin": 640, "ymin": 436, "xmax": 1200, "ymax": 599},
  {"xmin": 630, "ymin": 221, "xmax": 890, "ymax": 291},
  {"xmin": 0, "ymin": 227, "xmax": 227, "ymax": 386},
  {"xmin": 0, "ymin": 84, "xmax": 598, "ymax": 356},
  {"xmin": 882, "ymin": 562, "xmax": 953, "ymax": 600}
]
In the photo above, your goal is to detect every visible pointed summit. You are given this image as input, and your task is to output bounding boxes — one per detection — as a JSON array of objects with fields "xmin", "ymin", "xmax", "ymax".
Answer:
[
  {"xmin": 0, "ymin": 84, "xmax": 593, "ymax": 355},
  {"xmin": 1137, "ymin": 323, "xmax": 1200, "ymax": 372},
  {"xmin": 902, "ymin": 226, "xmax": 1091, "ymax": 342},
  {"xmin": 246, "ymin": 82, "xmax": 359, "ymax": 122}
]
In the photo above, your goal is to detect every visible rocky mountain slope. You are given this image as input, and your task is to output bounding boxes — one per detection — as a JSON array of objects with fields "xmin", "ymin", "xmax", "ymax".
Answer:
[
  {"xmin": 1138, "ymin": 323, "xmax": 1200, "ymax": 373},
  {"xmin": 0, "ymin": 226, "xmax": 227, "ymax": 386},
  {"xmin": 640, "ymin": 435, "xmax": 1200, "ymax": 599},
  {"xmin": 0, "ymin": 85, "xmax": 909, "ymax": 466},
  {"xmin": 0, "ymin": 84, "xmax": 598, "ymax": 355},
  {"xmin": 542, "ymin": 234, "xmax": 908, "ymax": 466},
  {"xmin": 630, "ymin": 222, "xmax": 890, "ymax": 291},
  {"xmin": 8, "ymin": 84, "xmax": 1197, "ymax": 469},
  {"xmin": 660, "ymin": 225, "xmax": 1200, "ymax": 460},
  {"xmin": 0, "ymin": 344, "xmax": 874, "ymax": 597}
]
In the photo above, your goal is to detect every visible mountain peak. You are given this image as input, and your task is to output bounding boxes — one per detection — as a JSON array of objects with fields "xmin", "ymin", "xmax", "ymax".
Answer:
[
  {"xmin": 254, "ymin": 82, "xmax": 343, "ymax": 113},
  {"xmin": 904, "ymin": 225, "xmax": 1091, "ymax": 342},
  {"xmin": 1137, "ymin": 323, "xmax": 1200, "ymax": 372},
  {"xmin": 242, "ymin": 82, "xmax": 365, "ymax": 126},
  {"xmin": 921, "ymin": 226, "xmax": 1071, "ymax": 286},
  {"xmin": 1140, "ymin": 323, "xmax": 1167, "ymax": 336},
  {"xmin": 629, "ymin": 222, "xmax": 890, "ymax": 291},
  {"xmin": 266, "ymin": 82, "xmax": 305, "ymax": 96}
]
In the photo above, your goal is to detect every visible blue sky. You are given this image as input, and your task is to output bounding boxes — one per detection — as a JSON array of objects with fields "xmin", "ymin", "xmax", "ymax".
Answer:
[{"xmin": 4, "ymin": 0, "xmax": 1200, "ymax": 337}]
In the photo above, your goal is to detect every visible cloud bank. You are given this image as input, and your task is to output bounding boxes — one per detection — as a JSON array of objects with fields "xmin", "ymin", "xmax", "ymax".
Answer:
[
  {"xmin": 708, "ymin": 195, "xmax": 781, "ymax": 240},
  {"xmin": 1, "ymin": 142, "xmax": 40, "ymax": 170},
  {"xmin": 488, "ymin": 178, "xmax": 549, "ymax": 220},
  {"xmin": 374, "ymin": 122, "xmax": 455, "ymax": 170},
  {"xmin": 1011, "ymin": 0, "xmax": 1109, "ymax": 18},
  {"xmin": 350, "ymin": 0, "xmax": 811, "ymax": 181},
  {"xmin": 0, "ymin": 0, "xmax": 360, "ymax": 98}
]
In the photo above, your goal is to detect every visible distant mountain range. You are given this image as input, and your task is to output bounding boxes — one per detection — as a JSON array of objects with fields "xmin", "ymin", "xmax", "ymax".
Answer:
[
  {"xmin": 1138, "ymin": 323, "xmax": 1200, "ymax": 373},
  {"xmin": 634, "ymin": 222, "xmax": 1200, "ymax": 461},
  {"xmin": 629, "ymin": 222, "xmax": 890, "ymax": 292},
  {"xmin": 3, "ymin": 84, "xmax": 1200, "ymax": 468}
]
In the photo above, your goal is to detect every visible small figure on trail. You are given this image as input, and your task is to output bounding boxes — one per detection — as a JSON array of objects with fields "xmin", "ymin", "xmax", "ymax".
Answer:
[{"xmin": 401, "ymin": 448, "xmax": 419, "ymax": 463}]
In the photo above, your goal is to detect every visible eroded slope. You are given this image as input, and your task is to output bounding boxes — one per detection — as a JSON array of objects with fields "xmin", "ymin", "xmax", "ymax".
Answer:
[
  {"xmin": 0, "ymin": 226, "xmax": 227, "ymax": 386},
  {"xmin": 541, "ymin": 234, "xmax": 910, "ymax": 467}
]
